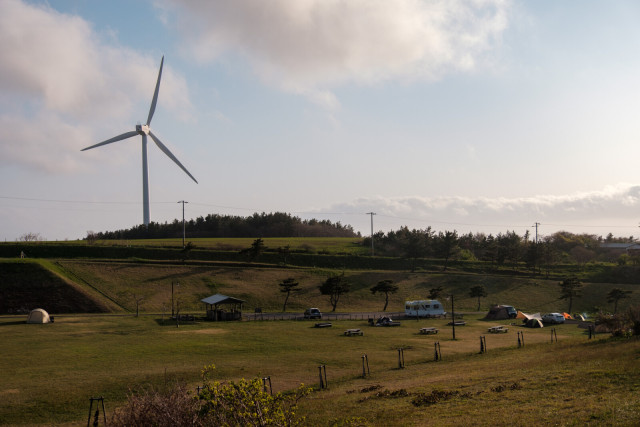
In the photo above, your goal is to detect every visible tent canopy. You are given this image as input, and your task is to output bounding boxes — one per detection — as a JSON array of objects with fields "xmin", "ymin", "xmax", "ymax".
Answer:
[{"xmin": 519, "ymin": 312, "xmax": 542, "ymax": 321}]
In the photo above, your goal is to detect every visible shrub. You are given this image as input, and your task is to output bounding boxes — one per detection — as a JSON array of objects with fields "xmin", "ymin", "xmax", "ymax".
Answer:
[
  {"xmin": 596, "ymin": 304, "xmax": 640, "ymax": 337},
  {"xmin": 111, "ymin": 366, "xmax": 310, "ymax": 426},
  {"xmin": 198, "ymin": 365, "xmax": 310, "ymax": 426},
  {"xmin": 110, "ymin": 384, "xmax": 204, "ymax": 426}
]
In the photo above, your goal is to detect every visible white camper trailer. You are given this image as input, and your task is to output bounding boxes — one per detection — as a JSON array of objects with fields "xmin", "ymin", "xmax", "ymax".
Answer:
[{"xmin": 405, "ymin": 300, "xmax": 446, "ymax": 318}]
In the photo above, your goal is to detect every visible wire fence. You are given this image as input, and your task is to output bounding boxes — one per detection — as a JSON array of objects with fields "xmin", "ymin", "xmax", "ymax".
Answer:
[{"xmin": 243, "ymin": 311, "xmax": 405, "ymax": 322}]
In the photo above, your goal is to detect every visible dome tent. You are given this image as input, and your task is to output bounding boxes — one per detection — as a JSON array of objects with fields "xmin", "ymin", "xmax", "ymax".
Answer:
[{"xmin": 27, "ymin": 308, "xmax": 51, "ymax": 324}]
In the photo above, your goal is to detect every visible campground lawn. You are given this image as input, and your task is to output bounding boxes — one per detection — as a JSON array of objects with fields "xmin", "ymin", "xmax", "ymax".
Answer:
[{"xmin": 1, "ymin": 314, "xmax": 638, "ymax": 425}]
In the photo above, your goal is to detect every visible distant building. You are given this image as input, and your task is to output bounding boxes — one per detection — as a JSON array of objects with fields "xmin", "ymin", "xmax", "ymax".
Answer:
[{"xmin": 599, "ymin": 243, "xmax": 640, "ymax": 256}]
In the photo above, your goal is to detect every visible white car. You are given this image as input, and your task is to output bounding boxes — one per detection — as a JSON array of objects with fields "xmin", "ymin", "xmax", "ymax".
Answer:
[{"xmin": 542, "ymin": 313, "xmax": 565, "ymax": 324}]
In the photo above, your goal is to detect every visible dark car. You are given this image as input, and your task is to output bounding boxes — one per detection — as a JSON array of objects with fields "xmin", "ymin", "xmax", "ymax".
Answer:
[
  {"xmin": 503, "ymin": 305, "xmax": 517, "ymax": 319},
  {"xmin": 304, "ymin": 308, "xmax": 322, "ymax": 319}
]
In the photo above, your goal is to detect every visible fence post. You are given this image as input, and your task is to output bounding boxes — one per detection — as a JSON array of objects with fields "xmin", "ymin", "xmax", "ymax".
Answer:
[
  {"xmin": 397, "ymin": 348, "xmax": 405, "ymax": 369},
  {"xmin": 361, "ymin": 354, "xmax": 370, "ymax": 377},
  {"xmin": 480, "ymin": 336, "xmax": 485, "ymax": 353},
  {"xmin": 434, "ymin": 342, "xmax": 441, "ymax": 361},
  {"xmin": 323, "ymin": 365, "xmax": 327, "ymax": 388},
  {"xmin": 262, "ymin": 376, "xmax": 272, "ymax": 394}
]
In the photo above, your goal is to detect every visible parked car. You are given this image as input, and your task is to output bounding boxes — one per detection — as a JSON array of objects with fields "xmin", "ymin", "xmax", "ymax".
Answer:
[
  {"xmin": 304, "ymin": 308, "xmax": 322, "ymax": 319},
  {"xmin": 503, "ymin": 305, "xmax": 518, "ymax": 319},
  {"xmin": 542, "ymin": 313, "xmax": 565, "ymax": 324},
  {"xmin": 369, "ymin": 316, "xmax": 401, "ymax": 327}
]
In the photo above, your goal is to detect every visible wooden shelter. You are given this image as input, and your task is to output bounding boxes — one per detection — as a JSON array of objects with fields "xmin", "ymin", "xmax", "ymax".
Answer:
[{"xmin": 201, "ymin": 294, "xmax": 244, "ymax": 321}]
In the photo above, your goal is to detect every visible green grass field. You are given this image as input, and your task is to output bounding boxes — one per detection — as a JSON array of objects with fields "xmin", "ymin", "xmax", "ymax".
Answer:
[
  {"xmin": 1, "ymin": 314, "xmax": 638, "ymax": 425},
  {"xmin": 2, "ymin": 251, "xmax": 640, "ymax": 425}
]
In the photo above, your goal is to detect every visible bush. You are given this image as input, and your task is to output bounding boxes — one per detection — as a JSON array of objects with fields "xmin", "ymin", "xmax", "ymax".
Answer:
[
  {"xmin": 595, "ymin": 304, "xmax": 640, "ymax": 337},
  {"xmin": 110, "ymin": 384, "xmax": 204, "ymax": 426},
  {"xmin": 111, "ymin": 366, "xmax": 310, "ymax": 426},
  {"xmin": 198, "ymin": 365, "xmax": 310, "ymax": 426}
]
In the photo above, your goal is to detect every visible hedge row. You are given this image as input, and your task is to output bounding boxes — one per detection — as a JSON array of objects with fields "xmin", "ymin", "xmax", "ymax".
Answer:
[{"xmin": 0, "ymin": 243, "xmax": 617, "ymax": 279}]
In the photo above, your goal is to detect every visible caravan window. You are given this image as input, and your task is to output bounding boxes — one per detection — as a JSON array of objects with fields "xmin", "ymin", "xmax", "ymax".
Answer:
[
  {"xmin": 434, "ymin": 304, "xmax": 440, "ymax": 309},
  {"xmin": 412, "ymin": 305, "xmax": 420, "ymax": 310},
  {"xmin": 405, "ymin": 305, "xmax": 410, "ymax": 310},
  {"xmin": 423, "ymin": 305, "xmax": 430, "ymax": 309}
]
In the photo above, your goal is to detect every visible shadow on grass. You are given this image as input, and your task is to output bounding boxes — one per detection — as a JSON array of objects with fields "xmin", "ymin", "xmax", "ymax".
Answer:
[
  {"xmin": 154, "ymin": 317, "xmax": 203, "ymax": 327},
  {"xmin": 0, "ymin": 320, "xmax": 28, "ymax": 327}
]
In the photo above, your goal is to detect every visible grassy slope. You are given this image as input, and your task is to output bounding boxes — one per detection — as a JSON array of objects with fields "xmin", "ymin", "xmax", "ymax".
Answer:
[
  {"xmin": 43, "ymin": 261, "xmax": 640, "ymax": 315},
  {"xmin": 0, "ymin": 259, "xmax": 117, "ymax": 314},
  {"xmin": 0, "ymin": 315, "xmax": 638, "ymax": 425}
]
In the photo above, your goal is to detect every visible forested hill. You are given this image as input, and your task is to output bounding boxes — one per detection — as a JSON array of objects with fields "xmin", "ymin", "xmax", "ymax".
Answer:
[{"xmin": 91, "ymin": 212, "xmax": 359, "ymax": 240}]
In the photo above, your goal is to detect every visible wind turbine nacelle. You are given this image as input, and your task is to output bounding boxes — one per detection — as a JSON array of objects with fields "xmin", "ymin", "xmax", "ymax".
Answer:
[{"xmin": 136, "ymin": 124, "xmax": 150, "ymax": 135}]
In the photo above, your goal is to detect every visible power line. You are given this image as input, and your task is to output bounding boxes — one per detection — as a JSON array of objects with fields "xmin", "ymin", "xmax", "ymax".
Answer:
[
  {"xmin": 0, "ymin": 195, "xmax": 138, "ymax": 205},
  {"xmin": 1, "ymin": 195, "xmax": 638, "ymax": 233}
]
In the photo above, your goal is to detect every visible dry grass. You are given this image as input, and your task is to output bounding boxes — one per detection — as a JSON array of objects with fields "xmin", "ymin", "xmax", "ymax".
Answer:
[
  {"xmin": 2, "ymin": 312, "xmax": 634, "ymax": 425},
  {"xmin": 299, "ymin": 338, "xmax": 640, "ymax": 426}
]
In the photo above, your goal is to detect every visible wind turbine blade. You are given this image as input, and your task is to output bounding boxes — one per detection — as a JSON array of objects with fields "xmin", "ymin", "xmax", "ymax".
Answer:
[
  {"xmin": 148, "ymin": 130, "xmax": 198, "ymax": 184},
  {"xmin": 81, "ymin": 131, "xmax": 139, "ymax": 151},
  {"xmin": 146, "ymin": 56, "xmax": 164, "ymax": 126}
]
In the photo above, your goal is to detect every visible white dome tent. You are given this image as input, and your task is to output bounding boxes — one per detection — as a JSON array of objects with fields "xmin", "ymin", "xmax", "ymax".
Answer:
[{"xmin": 26, "ymin": 308, "xmax": 51, "ymax": 324}]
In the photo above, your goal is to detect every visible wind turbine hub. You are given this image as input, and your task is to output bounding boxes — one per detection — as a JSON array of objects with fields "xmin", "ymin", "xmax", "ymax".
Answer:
[{"xmin": 136, "ymin": 124, "xmax": 150, "ymax": 135}]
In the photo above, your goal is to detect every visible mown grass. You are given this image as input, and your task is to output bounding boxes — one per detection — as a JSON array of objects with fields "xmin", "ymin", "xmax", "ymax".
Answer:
[
  {"xmin": 0, "ymin": 314, "xmax": 638, "ymax": 425},
  {"xmin": 48, "ymin": 260, "xmax": 640, "ymax": 315}
]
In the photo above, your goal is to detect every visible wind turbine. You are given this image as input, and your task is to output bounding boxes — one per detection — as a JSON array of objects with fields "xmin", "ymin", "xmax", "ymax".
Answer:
[{"xmin": 82, "ymin": 56, "xmax": 197, "ymax": 226}]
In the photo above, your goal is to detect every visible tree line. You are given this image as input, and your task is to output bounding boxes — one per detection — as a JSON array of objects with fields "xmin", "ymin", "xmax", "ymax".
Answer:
[
  {"xmin": 364, "ymin": 227, "xmax": 637, "ymax": 270},
  {"xmin": 90, "ymin": 212, "xmax": 359, "ymax": 240}
]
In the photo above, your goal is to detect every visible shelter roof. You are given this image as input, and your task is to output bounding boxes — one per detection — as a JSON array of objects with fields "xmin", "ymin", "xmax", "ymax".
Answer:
[{"xmin": 201, "ymin": 294, "xmax": 245, "ymax": 305}]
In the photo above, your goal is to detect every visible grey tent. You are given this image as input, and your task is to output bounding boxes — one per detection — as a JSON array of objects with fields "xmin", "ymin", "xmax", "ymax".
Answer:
[{"xmin": 484, "ymin": 305, "xmax": 514, "ymax": 320}]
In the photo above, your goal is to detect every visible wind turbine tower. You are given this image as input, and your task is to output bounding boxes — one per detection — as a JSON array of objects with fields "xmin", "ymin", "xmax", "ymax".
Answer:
[{"xmin": 82, "ymin": 56, "xmax": 197, "ymax": 226}]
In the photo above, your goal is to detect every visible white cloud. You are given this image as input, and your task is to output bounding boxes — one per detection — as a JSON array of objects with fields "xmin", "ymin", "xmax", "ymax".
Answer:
[
  {"xmin": 0, "ymin": 0, "xmax": 192, "ymax": 173},
  {"xmin": 0, "ymin": 112, "xmax": 93, "ymax": 173},
  {"xmin": 320, "ymin": 183, "xmax": 640, "ymax": 235},
  {"xmin": 157, "ymin": 0, "xmax": 510, "ymax": 105}
]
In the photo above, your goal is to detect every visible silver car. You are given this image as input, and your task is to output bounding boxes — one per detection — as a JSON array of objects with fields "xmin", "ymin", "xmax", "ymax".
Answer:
[
  {"xmin": 304, "ymin": 308, "xmax": 322, "ymax": 319},
  {"xmin": 542, "ymin": 313, "xmax": 565, "ymax": 324}
]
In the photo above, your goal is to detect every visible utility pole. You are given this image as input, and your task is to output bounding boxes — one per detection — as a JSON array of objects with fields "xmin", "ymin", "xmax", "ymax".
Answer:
[
  {"xmin": 366, "ymin": 212, "xmax": 376, "ymax": 256},
  {"xmin": 533, "ymin": 222, "xmax": 540, "ymax": 244},
  {"xmin": 171, "ymin": 281, "xmax": 176, "ymax": 317},
  {"xmin": 177, "ymin": 200, "xmax": 188, "ymax": 248},
  {"xmin": 450, "ymin": 294, "xmax": 456, "ymax": 340}
]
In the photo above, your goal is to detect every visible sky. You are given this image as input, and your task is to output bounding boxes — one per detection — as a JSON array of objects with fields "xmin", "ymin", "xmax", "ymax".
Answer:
[{"xmin": 2, "ymin": 0, "xmax": 640, "ymax": 241}]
